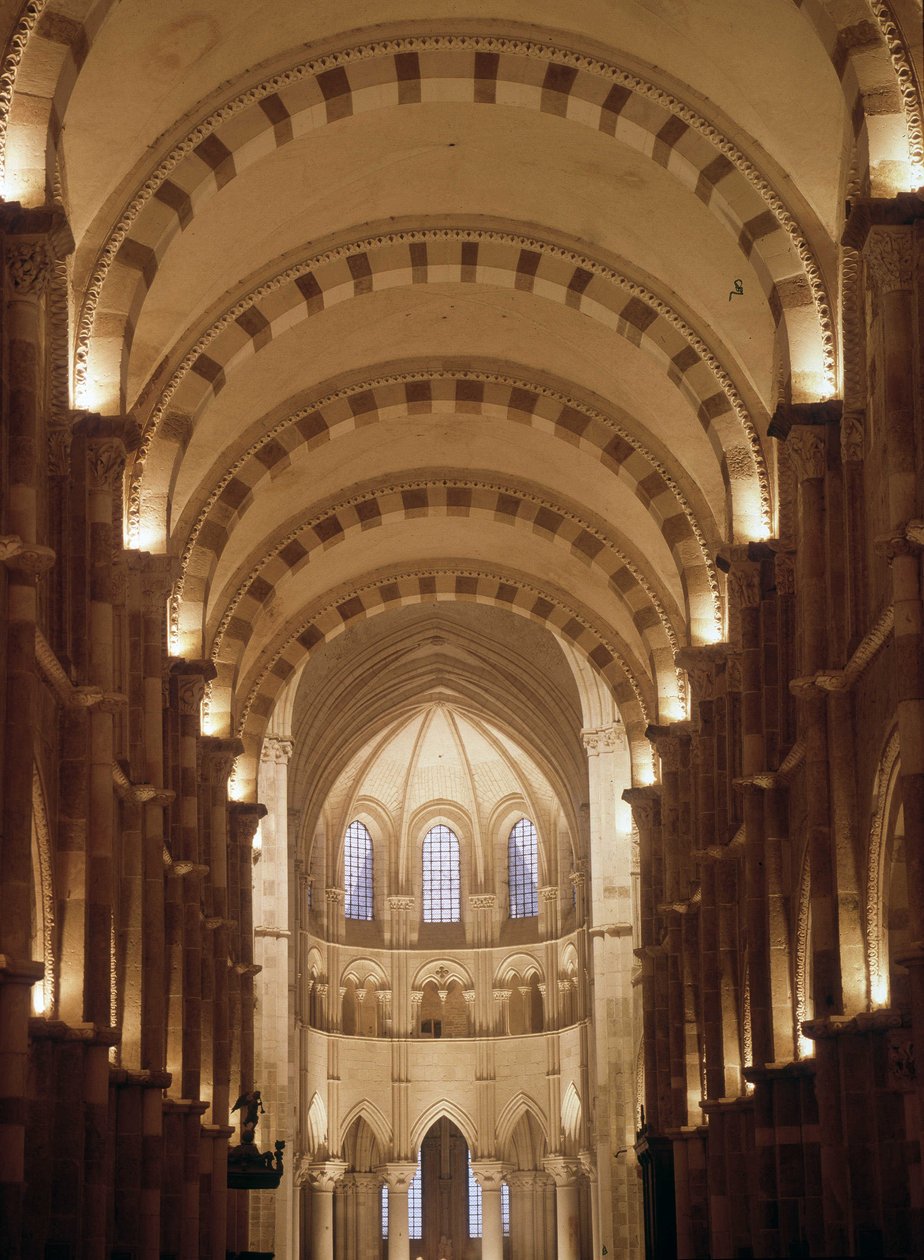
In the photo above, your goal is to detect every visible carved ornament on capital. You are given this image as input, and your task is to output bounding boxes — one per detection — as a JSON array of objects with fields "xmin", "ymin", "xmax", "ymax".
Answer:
[
  {"xmin": 387, "ymin": 895, "xmax": 415, "ymax": 913},
  {"xmin": 470, "ymin": 1160, "xmax": 511, "ymax": 1190},
  {"xmin": 0, "ymin": 538, "xmax": 56, "ymax": 576},
  {"xmin": 200, "ymin": 736, "xmax": 244, "ymax": 783},
  {"xmin": 864, "ymin": 226, "xmax": 914, "ymax": 294},
  {"xmin": 296, "ymin": 1156, "xmax": 348, "ymax": 1191},
  {"xmin": 261, "ymin": 735, "xmax": 294, "ymax": 764},
  {"xmin": 169, "ymin": 658, "xmax": 217, "ymax": 717},
  {"xmin": 622, "ymin": 786, "xmax": 661, "ymax": 830},
  {"xmin": 675, "ymin": 645, "xmax": 727, "ymax": 702},
  {"xmin": 543, "ymin": 1155, "xmax": 581, "ymax": 1187},
  {"xmin": 86, "ymin": 440, "xmax": 127, "ymax": 492},
  {"xmin": 228, "ymin": 801, "xmax": 267, "ymax": 846},
  {"xmin": 376, "ymin": 1161, "xmax": 419, "ymax": 1191},
  {"xmin": 786, "ymin": 425, "xmax": 826, "ymax": 483},
  {"xmin": 840, "ymin": 410, "xmax": 865, "ymax": 463},
  {"xmin": 726, "ymin": 562, "xmax": 761, "ymax": 611},
  {"xmin": 774, "ymin": 551, "xmax": 796, "ymax": 597},
  {"xmin": 581, "ymin": 723, "xmax": 626, "ymax": 756},
  {"xmin": 469, "ymin": 894, "xmax": 496, "ymax": 910},
  {"xmin": 4, "ymin": 238, "xmax": 51, "ymax": 296}
]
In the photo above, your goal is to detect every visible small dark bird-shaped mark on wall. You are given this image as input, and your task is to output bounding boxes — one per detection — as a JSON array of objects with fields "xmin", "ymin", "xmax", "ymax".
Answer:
[{"xmin": 729, "ymin": 278, "xmax": 744, "ymax": 301}]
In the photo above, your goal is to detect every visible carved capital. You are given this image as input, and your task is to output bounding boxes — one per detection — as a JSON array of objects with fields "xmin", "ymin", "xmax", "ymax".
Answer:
[
  {"xmin": 774, "ymin": 551, "xmax": 796, "ymax": 596},
  {"xmin": 786, "ymin": 425, "xmax": 826, "ymax": 482},
  {"xmin": 470, "ymin": 1160, "xmax": 511, "ymax": 1190},
  {"xmin": 261, "ymin": 735, "xmax": 294, "ymax": 764},
  {"xmin": 376, "ymin": 1161, "xmax": 419, "ymax": 1191},
  {"xmin": 647, "ymin": 725, "xmax": 680, "ymax": 772},
  {"xmin": 675, "ymin": 644, "xmax": 728, "ymax": 701},
  {"xmin": 543, "ymin": 1155, "xmax": 581, "ymax": 1186},
  {"xmin": 228, "ymin": 801, "xmax": 267, "ymax": 846},
  {"xmin": 622, "ymin": 786, "xmax": 661, "ymax": 829},
  {"xmin": 4, "ymin": 238, "xmax": 51, "ymax": 295},
  {"xmin": 540, "ymin": 885, "xmax": 560, "ymax": 901},
  {"xmin": 864, "ymin": 226, "xmax": 914, "ymax": 294},
  {"xmin": 86, "ymin": 439, "xmax": 126, "ymax": 492},
  {"xmin": 469, "ymin": 894, "xmax": 496, "ymax": 909},
  {"xmin": 0, "ymin": 538, "xmax": 55, "ymax": 575},
  {"xmin": 15, "ymin": 546, "xmax": 57, "ymax": 577},
  {"xmin": 200, "ymin": 735, "xmax": 244, "ymax": 781},
  {"xmin": 387, "ymin": 895, "xmax": 415, "ymax": 912},
  {"xmin": 581, "ymin": 723, "xmax": 626, "ymax": 756},
  {"xmin": 840, "ymin": 410, "xmax": 865, "ymax": 463},
  {"xmin": 47, "ymin": 426, "xmax": 72, "ymax": 476},
  {"xmin": 73, "ymin": 415, "xmax": 141, "ymax": 493},
  {"xmin": 726, "ymin": 562, "xmax": 761, "ymax": 611},
  {"xmin": 169, "ymin": 658, "xmax": 218, "ymax": 716}
]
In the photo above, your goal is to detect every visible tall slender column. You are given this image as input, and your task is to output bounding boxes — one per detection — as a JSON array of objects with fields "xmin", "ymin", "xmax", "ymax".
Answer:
[
  {"xmin": 352, "ymin": 1172, "xmax": 382, "ymax": 1260},
  {"xmin": 378, "ymin": 1162, "xmax": 417, "ymax": 1260},
  {"xmin": 583, "ymin": 720, "xmax": 636, "ymax": 1257},
  {"xmin": 622, "ymin": 786, "xmax": 663, "ymax": 1129},
  {"xmin": 0, "ymin": 214, "xmax": 64, "ymax": 1260},
  {"xmin": 543, "ymin": 1156, "xmax": 581, "ymax": 1260},
  {"xmin": 506, "ymin": 1170, "xmax": 537, "ymax": 1259},
  {"xmin": 471, "ymin": 1161, "xmax": 509, "ymax": 1260},
  {"xmin": 254, "ymin": 733, "xmax": 294, "ymax": 1257},
  {"xmin": 788, "ymin": 425, "xmax": 843, "ymax": 1018}
]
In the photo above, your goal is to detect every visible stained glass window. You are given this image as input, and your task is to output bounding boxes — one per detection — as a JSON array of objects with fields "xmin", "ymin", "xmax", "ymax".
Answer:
[
  {"xmin": 381, "ymin": 1183, "xmax": 388, "ymax": 1238},
  {"xmin": 408, "ymin": 1151, "xmax": 423, "ymax": 1238},
  {"xmin": 468, "ymin": 1150, "xmax": 482, "ymax": 1237},
  {"xmin": 422, "ymin": 824, "xmax": 461, "ymax": 922},
  {"xmin": 501, "ymin": 1181, "xmax": 510, "ymax": 1235},
  {"xmin": 344, "ymin": 820, "xmax": 373, "ymax": 920},
  {"xmin": 508, "ymin": 818, "xmax": 539, "ymax": 918}
]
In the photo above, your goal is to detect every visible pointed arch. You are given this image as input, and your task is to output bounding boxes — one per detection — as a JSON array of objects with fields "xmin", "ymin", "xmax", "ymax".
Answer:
[
  {"xmin": 410, "ymin": 1100, "xmax": 477, "ymax": 1157},
  {"xmin": 340, "ymin": 1099, "xmax": 393, "ymax": 1164},
  {"xmin": 560, "ymin": 1081, "xmax": 583, "ymax": 1153},
  {"xmin": 306, "ymin": 1091, "xmax": 328, "ymax": 1154},
  {"xmin": 495, "ymin": 1090, "xmax": 549, "ymax": 1158}
]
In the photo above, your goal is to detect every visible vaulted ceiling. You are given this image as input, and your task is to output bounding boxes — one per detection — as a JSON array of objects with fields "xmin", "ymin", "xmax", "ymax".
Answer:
[{"xmin": 3, "ymin": 0, "xmax": 921, "ymax": 795}]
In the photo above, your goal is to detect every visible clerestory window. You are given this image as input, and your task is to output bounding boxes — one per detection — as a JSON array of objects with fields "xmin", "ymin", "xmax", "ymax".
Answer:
[
  {"xmin": 422, "ymin": 824, "xmax": 461, "ymax": 922},
  {"xmin": 508, "ymin": 817, "xmax": 539, "ymax": 918},
  {"xmin": 344, "ymin": 820, "xmax": 374, "ymax": 920}
]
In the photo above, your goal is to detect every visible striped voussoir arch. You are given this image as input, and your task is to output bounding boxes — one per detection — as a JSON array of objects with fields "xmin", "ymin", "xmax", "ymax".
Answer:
[
  {"xmin": 795, "ymin": 0, "xmax": 923, "ymax": 183},
  {"xmin": 170, "ymin": 370, "xmax": 722, "ymax": 652},
  {"xmin": 204, "ymin": 478, "xmax": 684, "ymax": 716},
  {"xmin": 221, "ymin": 565, "xmax": 654, "ymax": 793},
  {"xmin": 134, "ymin": 227, "xmax": 770, "ymax": 542},
  {"xmin": 77, "ymin": 33, "xmax": 835, "ymax": 405}
]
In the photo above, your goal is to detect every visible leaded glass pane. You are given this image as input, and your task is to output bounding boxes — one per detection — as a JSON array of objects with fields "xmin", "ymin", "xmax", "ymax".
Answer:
[
  {"xmin": 508, "ymin": 817, "xmax": 539, "ymax": 918},
  {"xmin": 344, "ymin": 820, "xmax": 374, "ymax": 920},
  {"xmin": 422, "ymin": 824, "xmax": 461, "ymax": 922}
]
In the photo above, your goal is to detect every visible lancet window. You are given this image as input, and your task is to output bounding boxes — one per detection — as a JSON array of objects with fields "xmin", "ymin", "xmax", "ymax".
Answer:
[
  {"xmin": 344, "ymin": 820, "xmax": 374, "ymax": 920},
  {"xmin": 508, "ymin": 817, "xmax": 539, "ymax": 918},
  {"xmin": 422, "ymin": 824, "xmax": 461, "ymax": 922}
]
